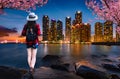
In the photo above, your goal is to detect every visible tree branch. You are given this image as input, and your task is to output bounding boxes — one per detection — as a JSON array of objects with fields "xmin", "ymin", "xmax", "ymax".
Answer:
[{"xmin": 103, "ymin": 0, "xmax": 119, "ymax": 24}]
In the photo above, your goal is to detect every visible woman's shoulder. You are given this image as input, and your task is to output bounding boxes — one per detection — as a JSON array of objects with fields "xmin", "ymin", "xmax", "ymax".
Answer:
[
  {"xmin": 36, "ymin": 23, "xmax": 40, "ymax": 26},
  {"xmin": 23, "ymin": 24, "xmax": 27, "ymax": 28},
  {"xmin": 35, "ymin": 23, "xmax": 40, "ymax": 27}
]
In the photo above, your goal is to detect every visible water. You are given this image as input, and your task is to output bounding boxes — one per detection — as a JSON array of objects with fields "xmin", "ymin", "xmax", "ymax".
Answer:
[{"xmin": 0, "ymin": 43, "xmax": 120, "ymax": 69}]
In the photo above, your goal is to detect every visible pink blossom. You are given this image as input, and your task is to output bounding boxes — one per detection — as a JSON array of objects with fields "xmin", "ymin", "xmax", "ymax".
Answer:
[
  {"xmin": 86, "ymin": 0, "xmax": 120, "ymax": 34},
  {"xmin": 0, "ymin": 0, "xmax": 48, "ymax": 14}
]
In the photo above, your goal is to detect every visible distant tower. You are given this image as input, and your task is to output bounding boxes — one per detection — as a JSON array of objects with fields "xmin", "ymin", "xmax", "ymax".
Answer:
[
  {"xmin": 104, "ymin": 21, "xmax": 113, "ymax": 42},
  {"xmin": 84, "ymin": 23, "xmax": 91, "ymax": 42},
  {"xmin": 50, "ymin": 19, "xmax": 57, "ymax": 41},
  {"xmin": 57, "ymin": 20, "xmax": 63, "ymax": 41},
  {"xmin": 75, "ymin": 11, "xmax": 82, "ymax": 24},
  {"xmin": 71, "ymin": 23, "xmax": 91, "ymax": 43},
  {"xmin": 65, "ymin": 16, "xmax": 71, "ymax": 42},
  {"xmin": 71, "ymin": 20, "xmax": 76, "ymax": 43},
  {"xmin": 116, "ymin": 24, "xmax": 120, "ymax": 42},
  {"xmin": 42, "ymin": 15, "xmax": 49, "ymax": 41},
  {"xmin": 75, "ymin": 23, "xmax": 81, "ymax": 42},
  {"xmin": 78, "ymin": 23, "xmax": 91, "ymax": 42},
  {"xmin": 72, "ymin": 20, "xmax": 76, "ymax": 26},
  {"xmin": 94, "ymin": 22, "xmax": 103, "ymax": 42}
]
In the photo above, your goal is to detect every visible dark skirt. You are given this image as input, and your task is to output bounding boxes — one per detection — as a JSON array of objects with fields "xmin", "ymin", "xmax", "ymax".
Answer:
[{"xmin": 26, "ymin": 43, "xmax": 39, "ymax": 49}]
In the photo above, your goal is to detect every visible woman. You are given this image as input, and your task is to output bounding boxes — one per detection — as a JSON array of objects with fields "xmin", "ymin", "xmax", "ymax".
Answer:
[{"xmin": 21, "ymin": 12, "xmax": 40, "ymax": 73}]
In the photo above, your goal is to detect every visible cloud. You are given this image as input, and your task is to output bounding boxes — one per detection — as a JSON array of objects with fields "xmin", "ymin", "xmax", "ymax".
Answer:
[{"xmin": 0, "ymin": 25, "xmax": 17, "ymax": 37}]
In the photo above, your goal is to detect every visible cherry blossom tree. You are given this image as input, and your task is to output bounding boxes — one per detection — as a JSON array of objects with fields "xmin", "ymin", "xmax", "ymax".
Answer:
[
  {"xmin": 0, "ymin": 0, "xmax": 48, "ymax": 14},
  {"xmin": 86, "ymin": 0, "xmax": 120, "ymax": 34}
]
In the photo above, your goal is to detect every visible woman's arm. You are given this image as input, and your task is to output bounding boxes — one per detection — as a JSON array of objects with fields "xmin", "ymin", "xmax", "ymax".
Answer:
[
  {"xmin": 36, "ymin": 24, "xmax": 41, "ymax": 36},
  {"xmin": 21, "ymin": 25, "xmax": 27, "ymax": 36}
]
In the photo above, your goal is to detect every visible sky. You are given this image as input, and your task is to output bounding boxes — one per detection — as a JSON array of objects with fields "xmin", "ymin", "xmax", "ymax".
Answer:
[{"xmin": 0, "ymin": 0, "xmax": 104, "ymax": 35}]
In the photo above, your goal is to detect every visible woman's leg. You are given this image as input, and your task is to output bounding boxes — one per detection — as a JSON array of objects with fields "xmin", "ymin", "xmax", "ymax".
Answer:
[
  {"xmin": 30, "ymin": 48, "xmax": 37, "ymax": 69},
  {"xmin": 27, "ymin": 48, "xmax": 32, "ymax": 68}
]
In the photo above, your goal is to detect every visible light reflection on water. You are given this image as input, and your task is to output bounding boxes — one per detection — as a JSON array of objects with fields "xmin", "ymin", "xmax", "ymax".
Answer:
[{"xmin": 0, "ymin": 44, "xmax": 120, "ymax": 69}]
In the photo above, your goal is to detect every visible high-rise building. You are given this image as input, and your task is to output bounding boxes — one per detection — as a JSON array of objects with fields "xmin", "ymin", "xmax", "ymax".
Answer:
[
  {"xmin": 50, "ymin": 19, "xmax": 57, "ymax": 41},
  {"xmin": 75, "ymin": 23, "xmax": 81, "ymax": 42},
  {"xmin": 116, "ymin": 25, "xmax": 120, "ymax": 42},
  {"xmin": 75, "ymin": 11, "xmax": 82, "ymax": 24},
  {"xmin": 79, "ymin": 23, "xmax": 91, "ymax": 42},
  {"xmin": 57, "ymin": 20, "xmax": 63, "ymax": 40},
  {"xmin": 116, "ymin": 32, "xmax": 120, "ymax": 42},
  {"xmin": 72, "ymin": 20, "xmax": 76, "ymax": 26},
  {"xmin": 71, "ymin": 11, "xmax": 90, "ymax": 43},
  {"xmin": 48, "ymin": 28, "xmax": 51, "ymax": 41},
  {"xmin": 65, "ymin": 16, "xmax": 71, "ymax": 42},
  {"xmin": 71, "ymin": 20, "xmax": 76, "ymax": 43},
  {"xmin": 71, "ymin": 25, "xmax": 76, "ymax": 43},
  {"xmin": 42, "ymin": 15, "xmax": 49, "ymax": 41},
  {"xmin": 94, "ymin": 22, "xmax": 103, "ymax": 42},
  {"xmin": 71, "ymin": 23, "xmax": 91, "ymax": 43},
  {"xmin": 83, "ymin": 23, "xmax": 91, "ymax": 42},
  {"xmin": 104, "ymin": 20, "xmax": 113, "ymax": 42}
]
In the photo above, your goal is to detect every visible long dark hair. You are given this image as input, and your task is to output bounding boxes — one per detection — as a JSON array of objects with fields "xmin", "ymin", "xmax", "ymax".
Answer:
[
  {"xmin": 26, "ymin": 21, "xmax": 36, "ymax": 28},
  {"xmin": 26, "ymin": 21, "xmax": 37, "ymax": 32}
]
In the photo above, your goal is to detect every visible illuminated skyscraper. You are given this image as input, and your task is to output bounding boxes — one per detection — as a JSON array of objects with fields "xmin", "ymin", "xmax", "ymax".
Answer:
[
  {"xmin": 71, "ymin": 23, "xmax": 91, "ymax": 43},
  {"xmin": 65, "ymin": 16, "xmax": 71, "ymax": 42},
  {"xmin": 83, "ymin": 23, "xmax": 91, "ymax": 42},
  {"xmin": 104, "ymin": 21, "xmax": 113, "ymax": 42},
  {"xmin": 116, "ymin": 25, "xmax": 120, "ymax": 42},
  {"xmin": 42, "ymin": 15, "xmax": 49, "ymax": 41},
  {"xmin": 57, "ymin": 20, "xmax": 63, "ymax": 40},
  {"xmin": 71, "ymin": 20, "xmax": 76, "ymax": 43},
  {"xmin": 75, "ymin": 23, "xmax": 81, "ymax": 42},
  {"xmin": 72, "ymin": 20, "xmax": 76, "ymax": 26},
  {"xmin": 75, "ymin": 11, "xmax": 82, "ymax": 24},
  {"xmin": 50, "ymin": 19, "xmax": 57, "ymax": 41},
  {"xmin": 79, "ymin": 23, "xmax": 91, "ymax": 42},
  {"xmin": 71, "ymin": 26, "xmax": 76, "ymax": 43},
  {"xmin": 48, "ymin": 28, "xmax": 51, "ymax": 41},
  {"xmin": 94, "ymin": 22, "xmax": 103, "ymax": 42},
  {"xmin": 116, "ymin": 31, "xmax": 120, "ymax": 42},
  {"xmin": 71, "ymin": 11, "xmax": 90, "ymax": 43}
]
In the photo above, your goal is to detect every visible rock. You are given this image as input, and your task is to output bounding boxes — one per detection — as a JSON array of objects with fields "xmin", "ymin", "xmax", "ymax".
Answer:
[
  {"xmin": 22, "ymin": 72, "xmax": 34, "ymax": 79},
  {"xmin": 102, "ymin": 64, "xmax": 120, "ymax": 72},
  {"xmin": 41, "ymin": 55, "xmax": 62, "ymax": 67},
  {"xmin": 19, "ymin": 69, "xmax": 28, "ymax": 75},
  {"xmin": 91, "ymin": 54, "xmax": 107, "ymax": 59},
  {"xmin": 33, "ymin": 67, "xmax": 83, "ymax": 79},
  {"xmin": 118, "ymin": 64, "xmax": 120, "ymax": 68},
  {"xmin": 42, "ymin": 55, "xmax": 61, "ymax": 61},
  {"xmin": 74, "ymin": 61, "xmax": 100, "ymax": 70},
  {"xmin": 0, "ymin": 66, "xmax": 22, "ymax": 79},
  {"xmin": 91, "ymin": 54, "xmax": 101, "ymax": 59},
  {"xmin": 101, "ymin": 58, "xmax": 113, "ymax": 62},
  {"xmin": 51, "ymin": 63, "xmax": 70, "ymax": 72},
  {"xmin": 75, "ymin": 65, "xmax": 109, "ymax": 79},
  {"xmin": 100, "ymin": 54, "xmax": 108, "ymax": 57},
  {"xmin": 109, "ymin": 74, "xmax": 120, "ymax": 79}
]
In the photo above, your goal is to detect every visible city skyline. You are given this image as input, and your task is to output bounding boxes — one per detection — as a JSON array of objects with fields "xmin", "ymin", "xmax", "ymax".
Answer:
[
  {"xmin": 94, "ymin": 21, "xmax": 114, "ymax": 42},
  {"xmin": 0, "ymin": 0, "xmax": 106, "ymax": 35}
]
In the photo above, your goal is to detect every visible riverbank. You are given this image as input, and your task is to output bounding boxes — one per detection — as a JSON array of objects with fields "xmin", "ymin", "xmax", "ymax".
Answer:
[
  {"xmin": 0, "ymin": 41, "xmax": 91, "ymax": 44},
  {"xmin": 0, "ymin": 55, "xmax": 120, "ymax": 79},
  {"xmin": 1, "ymin": 41, "xmax": 120, "ymax": 46},
  {"xmin": 92, "ymin": 42, "xmax": 120, "ymax": 46}
]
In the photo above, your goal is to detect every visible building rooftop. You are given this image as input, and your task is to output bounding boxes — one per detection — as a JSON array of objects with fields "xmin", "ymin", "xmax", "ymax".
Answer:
[
  {"xmin": 66, "ymin": 16, "xmax": 71, "ymax": 19},
  {"xmin": 76, "ymin": 11, "xmax": 81, "ymax": 13},
  {"xmin": 84, "ymin": 23, "xmax": 88, "ymax": 25}
]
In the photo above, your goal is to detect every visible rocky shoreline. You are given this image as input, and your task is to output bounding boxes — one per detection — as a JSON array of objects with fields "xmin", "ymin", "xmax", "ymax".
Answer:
[{"xmin": 0, "ymin": 55, "xmax": 120, "ymax": 79}]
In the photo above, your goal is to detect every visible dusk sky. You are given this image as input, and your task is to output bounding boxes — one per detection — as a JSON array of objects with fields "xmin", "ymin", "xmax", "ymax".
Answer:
[{"xmin": 0, "ymin": 0, "xmax": 105, "ymax": 35}]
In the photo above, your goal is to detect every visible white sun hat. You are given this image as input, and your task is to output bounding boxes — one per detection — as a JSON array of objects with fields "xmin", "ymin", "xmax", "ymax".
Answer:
[{"xmin": 27, "ymin": 12, "xmax": 38, "ymax": 21}]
